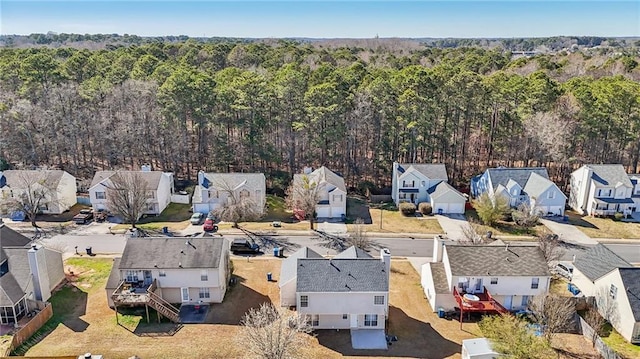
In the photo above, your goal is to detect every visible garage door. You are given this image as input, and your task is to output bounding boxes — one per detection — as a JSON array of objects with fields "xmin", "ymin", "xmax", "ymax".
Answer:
[
  {"xmin": 448, "ymin": 203, "xmax": 465, "ymax": 214},
  {"xmin": 316, "ymin": 206, "xmax": 331, "ymax": 218}
]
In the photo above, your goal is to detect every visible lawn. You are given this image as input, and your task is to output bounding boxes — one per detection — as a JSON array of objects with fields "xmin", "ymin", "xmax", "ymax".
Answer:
[
  {"xmin": 239, "ymin": 195, "xmax": 312, "ymax": 231},
  {"xmin": 549, "ymin": 278, "xmax": 573, "ymax": 297},
  {"xmin": 465, "ymin": 210, "xmax": 545, "ymax": 237},
  {"xmin": 601, "ymin": 325, "xmax": 640, "ymax": 359},
  {"xmin": 112, "ymin": 203, "xmax": 192, "ymax": 232},
  {"xmin": 565, "ymin": 212, "xmax": 640, "ymax": 239},
  {"xmin": 347, "ymin": 197, "xmax": 444, "ymax": 234}
]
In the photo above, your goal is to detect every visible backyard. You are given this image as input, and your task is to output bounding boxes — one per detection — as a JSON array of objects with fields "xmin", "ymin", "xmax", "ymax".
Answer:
[{"xmin": 565, "ymin": 212, "xmax": 640, "ymax": 239}]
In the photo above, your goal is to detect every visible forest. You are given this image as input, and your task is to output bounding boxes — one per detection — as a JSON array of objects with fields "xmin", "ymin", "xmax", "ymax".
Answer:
[{"xmin": 0, "ymin": 37, "xmax": 639, "ymax": 193}]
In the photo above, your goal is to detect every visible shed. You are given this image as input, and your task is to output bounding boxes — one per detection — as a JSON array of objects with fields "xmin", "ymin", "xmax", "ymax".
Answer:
[{"xmin": 461, "ymin": 338, "xmax": 499, "ymax": 359}]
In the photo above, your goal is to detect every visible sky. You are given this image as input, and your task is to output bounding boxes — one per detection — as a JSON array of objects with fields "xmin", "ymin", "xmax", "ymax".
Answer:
[{"xmin": 1, "ymin": 1, "xmax": 638, "ymax": 38}]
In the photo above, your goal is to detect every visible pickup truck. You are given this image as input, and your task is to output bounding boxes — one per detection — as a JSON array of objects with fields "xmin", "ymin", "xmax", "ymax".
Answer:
[
  {"xmin": 73, "ymin": 209, "xmax": 94, "ymax": 224},
  {"xmin": 230, "ymin": 239, "xmax": 260, "ymax": 254}
]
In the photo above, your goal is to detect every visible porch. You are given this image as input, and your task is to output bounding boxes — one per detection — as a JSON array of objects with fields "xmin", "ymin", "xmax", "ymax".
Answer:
[
  {"xmin": 453, "ymin": 287, "xmax": 509, "ymax": 329},
  {"xmin": 591, "ymin": 198, "xmax": 635, "ymax": 217},
  {"xmin": 0, "ymin": 296, "xmax": 27, "ymax": 326},
  {"xmin": 111, "ymin": 279, "xmax": 181, "ymax": 323}
]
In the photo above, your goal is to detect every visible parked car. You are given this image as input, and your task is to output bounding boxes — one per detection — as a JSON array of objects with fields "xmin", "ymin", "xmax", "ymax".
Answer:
[
  {"xmin": 73, "ymin": 209, "xmax": 94, "ymax": 224},
  {"xmin": 554, "ymin": 263, "xmax": 574, "ymax": 280},
  {"xmin": 190, "ymin": 212, "xmax": 204, "ymax": 225},
  {"xmin": 203, "ymin": 218, "xmax": 218, "ymax": 232},
  {"xmin": 206, "ymin": 212, "xmax": 217, "ymax": 221},
  {"xmin": 230, "ymin": 239, "xmax": 260, "ymax": 254}
]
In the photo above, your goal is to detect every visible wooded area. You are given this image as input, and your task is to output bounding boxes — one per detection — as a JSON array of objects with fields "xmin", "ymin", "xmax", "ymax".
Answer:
[{"xmin": 0, "ymin": 38, "xmax": 639, "ymax": 192}]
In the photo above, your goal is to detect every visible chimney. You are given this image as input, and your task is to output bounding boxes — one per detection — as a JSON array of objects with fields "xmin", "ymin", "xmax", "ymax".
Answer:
[
  {"xmin": 141, "ymin": 164, "xmax": 152, "ymax": 172},
  {"xmin": 28, "ymin": 244, "xmax": 51, "ymax": 301},
  {"xmin": 380, "ymin": 248, "xmax": 391, "ymax": 274},
  {"xmin": 432, "ymin": 235, "xmax": 445, "ymax": 262},
  {"xmin": 303, "ymin": 166, "xmax": 313, "ymax": 175},
  {"xmin": 197, "ymin": 170, "xmax": 205, "ymax": 186}
]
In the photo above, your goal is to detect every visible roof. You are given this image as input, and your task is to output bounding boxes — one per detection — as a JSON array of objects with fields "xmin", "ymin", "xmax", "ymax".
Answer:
[
  {"xmin": 334, "ymin": 246, "xmax": 373, "ymax": 259},
  {"xmin": 427, "ymin": 181, "xmax": 466, "ymax": 200},
  {"xmin": 523, "ymin": 172, "xmax": 563, "ymax": 199},
  {"xmin": 201, "ymin": 172, "xmax": 266, "ymax": 191},
  {"xmin": 0, "ymin": 272, "xmax": 26, "ymax": 306},
  {"xmin": 90, "ymin": 170, "xmax": 165, "ymax": 190},
  {"xmin": 594, "ymin": 198, "xmax": 635, "ymax": 204},
  {"xmin": 462, "ymin": 338, "xmax": 498, "ymax": 356},
  {"xmin": 445, "ymin": 245, "xmax": 550, "ymax": 277},
  {"xmin": 3, "ymin": 247, "xmax": 33, "ymax": 293},
  {"xmin": 429, "ymin": 262, "xmax": 450, "ymax": 294},
  {"xmin": 486, "ymin": 167, "xmax": 549, "ymax": 191},
  {"xmin": 293, "ymin": 167, "xmax": 346, "ymax": 193},
  {"xmin": 397, "ymin": 163, "xmax": 448, "ymax": 181},
  {"xmin": 586, "ymin": 164, "xmax": 633, "ymax": 188},
  {"xmin": 0, "ymin": 170, "xmax": 67, "ymax": 189},
  {"xmin": 106, "ymin": 258, "xmax": 122, "ymax": 290},
  {"xmin": 618, "ymin": 268, "xmax": 640, "ymax": 321},
  {"xmin": 574, "ymin": 244, "xmax": 631, "ymax": 281},
  {"xmin": 279, "ymin": 247, "xmax": 323, "ymax": 288},
  {"xmin": 119, "ymin": 237, "xmax": 225, "ymax": 270},
  {"xmin": 296, "ymin": 258, "xmax": 388, "ymax": 293},
  {"xmin": 0, "ymin": 225, "xmax": 32, "ymax": 248}
]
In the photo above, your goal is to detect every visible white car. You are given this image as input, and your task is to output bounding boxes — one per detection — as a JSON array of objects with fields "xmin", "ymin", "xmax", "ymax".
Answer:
[
  {"xmin": 554, "ymin": 263, "xmax": 574, "ymax": 280},
  {"xmin": 190, "ymin": 212, "xmax": 204, "ymax": 225}
]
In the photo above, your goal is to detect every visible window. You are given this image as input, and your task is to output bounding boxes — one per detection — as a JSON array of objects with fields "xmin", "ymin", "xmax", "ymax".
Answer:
[
  {"xmin": 300, "ymin": 295, "xmax": 308, "ymax": 307},
  {"xmin": 333, "ymin": 194, "xmax": 343, "ymax": 202},
  {"xmin": 364, "ymin": 314, "xmax": 378, "ymax": 327},
  {"xmin": 95, "ymin": 191, "xmax": 106, "ymax": 199},
  {"xmin": 342, "ymin": 314, "xmax": 348, "ymax": 320},
  {"xmin": 374, "ymin": 296, "xmax": 385, "ymax": 305},
  {"xmin": 531, "ymin": 278, "xmax": 539, "ymax": 289},
  {"xmin": 240, "ymin": 189, "xmax": 250, "ymax": 198},
  {"xmin": 38, "ymin": 204, "xmax": 49, "ymax": 211},
  {"xmin": 311, "ymin": 314, "xmax": 319, "ymax": 326},
  {"xmin": 548, "ymin": 191, "xmax": 555, "ymax": 199},
  {"xmin": 490, "ymin": 278, "xmax": 498, "ymax": 285},
  {"xmin": 421, "ymin": 181, "xmax": 426, "ymax": 187},
  {"xmin": 125, "ymin": 271, "xmax": 139, "ymax": 283},
  {"xmin": 521, "ymin": 295, "xmax": 529, "ymax": 307},
  {"xmin": 200, "ymin": 270, "xmax": 208, "ymax": 281},
  {"xmin": 147, "ymin": 191, "xmax": 155, "ymax": 199},
  {"xmin": 597, "ymin": 189, "xmax": 602, "ymax": 197},
  {"xmin": 199, "ymin": 287, "xmax": 210, "ymax": 299},
  {"xmin": 159, "ymin": 271, "xmax": 166, "ymax": 277},
  {"xmin": 209, "ymin": 190, "xmax": 219, "ymax": 198},
  {"xmin": 610, "ymin": 284, "xmax": 617, "ymax": 299},
  {"xmin": 147, "ymin": 204, "xmax": 155, "ymax": 211}
]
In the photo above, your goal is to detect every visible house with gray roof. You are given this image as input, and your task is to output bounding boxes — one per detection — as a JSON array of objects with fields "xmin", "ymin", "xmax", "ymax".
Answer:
[
  {"xmin": 192, "ymin": 171, "xmax": 266, "ymax": 215},
  {"xmin": 0, "ymin": 224, "xmax": 64, "ymax": 325},
  {"xmin": 571, "ymin": 243, "xmax": 631, "ymax": 297},
  {"xmin": 89, "ymin": 165, "xmax": 174, "ymax": 216},
  {"xmin": 421, "ymin": 237, "xmax": 551, "ymax": 313},
  {"xmin": 279, "ymin": 247, "xmax": 323, "ymax": 307},
  {"xmin": 0, "ymin": 169, "xmax": 77, "ymax": 215},
  {"xmin": 391, "ymin": 162, "xmax": 466, "ymax": 214},
  {"xmin": 280, "ymin": 246, "xmax": 391, "ymax": 349},
  {"xmin": 292, "ymin": 166, "xmax": 346, "ymax": 219},
  {"xmin": 628, "ymin": 174, "xmax": 640, "ymax": 214},
  {"xmin": 471, "ymin": 167, "xmax": 566, "ymax": 216},
  {"xmin": 569, "ymin": 164, "xmax": 637, "ymax": 216}
]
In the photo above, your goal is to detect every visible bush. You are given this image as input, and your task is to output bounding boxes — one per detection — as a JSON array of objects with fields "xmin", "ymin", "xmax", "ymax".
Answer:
[
  {"xmin": 614, "ymin": 212, "xmax": 624, "ymax": 221},
  {"xmin": 399, "ymin": 202, "xmax": 416, "ymax": 216},
  {"xmin": 418, "ymin": 202, "xmax": 432, "ymax": 215}
]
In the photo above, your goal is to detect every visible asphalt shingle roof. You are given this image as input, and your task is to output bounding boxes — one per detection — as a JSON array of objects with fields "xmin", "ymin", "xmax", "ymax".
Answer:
[
  {"xmin": 574, "ymin": 244, "xmax": 631, "ymax": 281},
  {"xmin": 398, "ymin": 163, "xmax": 448, "ymax": 181},
  {"xmin": 523, "ymin": 172, "xmax": 562, "ymax": 199},
  {"xmin": 486, "ymin": 167, "xmax": 549, "ymax": 191},
  {"xmin": 296, "ymin": 258, "xmax": 389, "ymax": 292},
  {"xmin": 427, "ymin": 181, "xmax": 465, "ymax": 200},
  {"xmin": 106, "ymin": 257, "xmax": 122, "ymax": 290},
  {"xmin": 90, "ymin": 170, "xmax": 165, "ymax": 190},
  {"xmin": 445, "ymin": 245, "xmax": 550, "ymax": 277},
  {"xmin": 293, "ymin": 167, "xmax": 346, "ymax": 192},
  {"xmin": 618, "ymin": 268, "xmax": 640, "ymax": 321},
  {"xmin": 0, "ymin": 225, "xmax": 32, "ymax": 248},
  {"xmin": 587, "ymin": 164, "xmax": 633, "ymax": 187},
  {"xmin": 334, "ymin": 246, "xmax": 373, "ymax": 259},
  {"xmin": 429, "ymin": 262, "xmax": 450, "ymax": 294},
  {"xmin": 202, "ymin": 173, "xmax": 266, "ymax": 192},
  {"xmin": 119, "ymin": 237, "xmax": 224, "ymax": 270},
  {"xmin": 279, "ymin": 247, "xmax": 322, "ymax": 288},
  {"xmin": 0, "ymin": 170, "xmax": 66, "ymax": 189},
  {"xmin": 0, "ymin": 272, "xmax": 25, "ymax": 306}
]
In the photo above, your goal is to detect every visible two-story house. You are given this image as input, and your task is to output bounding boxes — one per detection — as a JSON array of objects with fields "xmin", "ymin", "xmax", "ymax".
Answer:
[
  {"xmin": 281, "ymin": 246, "xmax": 391, "ymax": 349},
  {"xmin": 106, "ymin": 236, "xmax": 229, "ymax": 323},
  {"xmin": 629, "ymin": 174, "xmax": 640, "ymax": 213},
  {"xmin": 1, "ymin": 225, "xmax": 64, "ymax": 325},
  {"xmin": 192, "ymin": 171, "xmax": 266, "ymax": 215},
  {"xmin": 0, "ymin": 170, "xmax": 77, "ymax": 215},
  {"xmin": 391, "ymin": 162, "xmax": 466, "ymax": 214},
  {"xmin": 422, "ymin": 237, "xmax": 551, "ymax": 313},
  {"xmin": 89, "ymin": 166, "xmax": 174, "ymax": 216},
  {"xmin": 471, "ymin": 167, "xmax": 566, "ymax": 216},
  {"xmin": 293, "ymin": 166, "xmax": 346, "ymax": 219},
  {"xmin": 569, "ymin": 164, "xmax": 635, "ymax": 216}
]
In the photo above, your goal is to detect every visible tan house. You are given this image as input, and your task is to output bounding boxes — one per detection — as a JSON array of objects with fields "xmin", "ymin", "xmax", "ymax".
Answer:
[{"xmin": 0, "ymin": 170, "xmax": 77, "ymax": 215}]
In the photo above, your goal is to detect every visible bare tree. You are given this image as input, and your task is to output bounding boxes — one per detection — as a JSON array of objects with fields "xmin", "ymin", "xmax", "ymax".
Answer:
[
  {"xmin": 239, "ymin": 302, "xmax": 313, "ymax": 359},
  {"xmin": 347, "ymin": 218, "xmax": 371, "ymax": 250},
  {"xmin": 511, "ymin": 203, "xmax": 540, "ymax": 229},
  {"xmin": 583, "ymin": 307, "xmax": 607, "ymax": 347},
  {"xmin": 537, "ymin": 230, "xmax": 565, "ymax": 267},
  {"xmin": 286, "ymin": 174, "xmax": 320, "ymax": 230},
  {"xmin": 105, "ymin": 172, "xmax": 149, "ymax": 228},
  {"xmin": 212, "ymin": 179, "xmax": 264, "ymax": 228},
  {"xmin": 529, "ymin": 294, "xmax": 576, "ymax": 342},
  {"xmin": 594, "ymin": 287, "xmax": 619, "ymax": 328},
  {"xmin": 3, "ymin": 171, "xmax": 60, "ymax": 228},
  {"xmin": 459, "ymin": 221, "xmax": 485, "ymax": 244}
]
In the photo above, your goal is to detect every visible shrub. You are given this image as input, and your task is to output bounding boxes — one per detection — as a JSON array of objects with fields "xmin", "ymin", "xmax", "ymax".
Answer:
[
  {"xmin": 418, "ymin": 202, "xmax": 432, "ymax": 215},
  {"xmin": 614, "ymin": 212, "xmax": 624, "ymax": 221},
  {"xmin": 399, "ymin": 202, "xmax": 416, "ymax": 216}
]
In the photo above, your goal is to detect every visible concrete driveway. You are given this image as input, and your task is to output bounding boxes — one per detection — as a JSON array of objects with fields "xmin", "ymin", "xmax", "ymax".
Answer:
[
  {"xmin": 539, "ymin": 218, "xmax": 598, "ymax": 246},
  {"xmin": 435, "ymin": 214, "xmax": 469, "ymax": 241},
  {"xmin": 317, "ymin": 221, "xmax": 347, "ymax": 235}
]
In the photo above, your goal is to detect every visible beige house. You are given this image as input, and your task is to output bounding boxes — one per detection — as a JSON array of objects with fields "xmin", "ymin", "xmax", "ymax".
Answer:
[
  {"xmin": 0, "ymin": 170, "xmax": 77, "ymax": 215},
  {"xmin": 192, "ymin": 171, "xmax": 266, "ymax": 215},
  {"xmin": 293, "ymin": 166, "xmax": 346, "ymax": 219}
]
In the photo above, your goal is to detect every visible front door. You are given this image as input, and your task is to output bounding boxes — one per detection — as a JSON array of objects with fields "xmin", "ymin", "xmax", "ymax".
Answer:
[
  {"xmin": 143, "ymin": 270, "xmax": 152, "ymax": 286},
  {"xmin": 350, "ymin": 315, "xmax": 358, "ymax": 328},
  {"xmin": 474, "ymin": 278, "xmax": 483, "ymax": 293},
  {"xmin": 504, "ymin": 295, "xmax": 513, "ymax": 310},
  {"xmin": 181, "ymin": 287, "xmax": 190, "ymax": 302}
]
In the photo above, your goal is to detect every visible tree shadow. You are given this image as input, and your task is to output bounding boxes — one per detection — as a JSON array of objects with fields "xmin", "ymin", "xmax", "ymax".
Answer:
[
  {"xmin": 206, "ymin": 275, "xmax": 272, "ymax": 325},
  {"xmin": 563, "ymin": 214, "xmax": 599, "ymax": 230},
  {"xmin": 115, "ymin": 307, "xmax": 183, "ymax": 337},
  {"xmin": 346, "ymin": 197, "xmax": 373, "ymax": 224},
  {"xmin": 315, "ymin": 307, "xmax": 460, "ymax": 358},
  {"xmin": 239, "ymin": 228, "xmax": 301, "ymax": 252}
]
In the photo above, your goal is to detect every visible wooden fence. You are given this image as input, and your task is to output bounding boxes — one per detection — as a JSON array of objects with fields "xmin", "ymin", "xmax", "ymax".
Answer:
[
  {"xmin": 3, "ymin": 302, "xmax": 53, "ymax": 357},
  {"xmin": 578, "ymin": 315, "xmax": 622, "ymax": 359}
]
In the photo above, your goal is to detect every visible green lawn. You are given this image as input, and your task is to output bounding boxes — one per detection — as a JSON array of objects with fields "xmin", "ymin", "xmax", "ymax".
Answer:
[
  {"xmin": 601, "ymin": 325, "xmax": 640, "ymax": 359},
  {"xmin": 112, "ymin": 203, "xmax": 192, "ymax": 231},
  {"xmin": 465, "ymin": 210, "xmax": 545, "ymax": 237}
]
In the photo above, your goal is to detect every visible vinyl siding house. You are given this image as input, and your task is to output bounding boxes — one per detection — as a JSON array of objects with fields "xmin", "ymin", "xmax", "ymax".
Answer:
[
  {"xmin": 391, "ymin": 162, "xmax": 466, "ymax": 214},
  {"xmin": 471, "ymin": 167, "xmax": 566, "ymax": 216},
  {"xmin": 592, "ymin": 268, "xmax": 640, "ymax": 344},
  {"xmin": 0, "ymin": 225, "xmax": 64, "ymax": 325},
  {"xmin": 293, "ymin": 167, "xmax": 346, "ymax": 219},
  {"xmin": 106, "ymin": 237, "xmax": 229, "ymax": 320},
  {"xmin": 0, "ymin": 170, "xmax": 77, "ymax": 215},
  {"xmin": 279, "ymin": 247, "xmax": 324, "ymax": 307},
  {"xmin": 422, "ymin": 237, "xmax": 551, "ymax": 313},
  {"xmin": 192, "ymin": 171, "xmax": 266, "ymax": 215},
  {"xmin": 628, "ymin": 174, "xmax": 640, "ymax": 213},
  {"xmin": 568, "ymin": 164, "xmax": 636, "ymax": 216},
  {"xmin": 571, "ymin": 244, "xmax": 631, "ymax": 299},
  {"xmin": 89, "ymin": 167, "xmax": 174, "ymax": 216}
]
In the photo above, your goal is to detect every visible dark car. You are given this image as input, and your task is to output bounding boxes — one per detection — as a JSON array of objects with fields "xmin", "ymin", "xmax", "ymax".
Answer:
[
  {"xmin": 203, "ymin": 218, "xmax": 218, "ymax": 232},
  {"xmin": 73, "ymin": 209, "xmax": 94, "ymax": 224},
  {"xmin": 230, "ymin": 239, "xmax": 260, "ymax": 254}
]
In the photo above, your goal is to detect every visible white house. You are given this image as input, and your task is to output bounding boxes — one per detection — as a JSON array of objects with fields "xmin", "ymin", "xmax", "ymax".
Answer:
[
  {"xmin": 592, "ymin": 268, "xmax": 640, "ymax": 344},
  {"xmin": 106, "ymin": 237, "xmax": 229, "ymax": 321},
  {"xmin": 628, "ymin": 174, "xmax": 640, "ymax": 213},
  {"xmin": 569, "ymin": 164, "xmax": 636, "ymax": 216},
  {"xmin": 89, "ymin": 166, "xmax": 174, "ymax": 216},
  {"xmin": 0, "ymin": 170, "xmax": 77, "ymax": 215},
  {"xmin": 421, "ymin": 237, "xmax": 551, "ymax": 313},
  {"xmin": 391, "ymin": 162, "xmax": 466, "ymax": 214},
  {"xmin": 461, "ymin": 338, "xmax": 499, "ymax": 359},
  {"xmin": 192, "ymin": 171, "xmax": 266, "ymax": 215},
  {"xmin": 571, "ymin": 244, "xmax": 631, "ymax": 299},
  {"xmin": 279, "ymin": 247, "xmax": 323, "ymax": 307},
  {"xmin": 293, "ymin": 166, "xmax": 346, "ymax": 219},
  {"xmin": 471, "ymin": 167, "xmax": 567, "ymax": 216},
  {"xmin": 1, "ymin": 225, "xmax": 65, "ymax": 325}
]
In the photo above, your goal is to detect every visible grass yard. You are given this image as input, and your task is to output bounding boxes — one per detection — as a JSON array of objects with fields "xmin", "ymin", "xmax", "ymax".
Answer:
[
  {"xmin": 465, "ymin": 210, "xmax": 545, "ymax": 237},
  {"xmin": 239, "ymin": 195, "xmax": 312, "ymax": 231},
  {"xmin": 347, "ymin": 197, "xmax": 444, "ymax": 234},
  {"xmin": 601, "ymin": 325, "xmax": 640, "ymax": 359},
  {"xmin": 565, "ymin": 212, "xmax": 640, "ymax": 239},
  {"xmin": 0, "ymin": 334, "xmax": 11, "ymax": 356},
  {"xmin": 549, "ymin": 278, "xmax": 573, "ymax": 297},
  {"xmin": 112, "ymin": 203, "xmax": 192, "ymax": 231}
]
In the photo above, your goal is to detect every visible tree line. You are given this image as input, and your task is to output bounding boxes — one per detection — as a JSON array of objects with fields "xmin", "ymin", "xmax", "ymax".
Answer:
[{"xmin": 0, "ymin": 40, "xmax": 639, "ymax": 194}]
